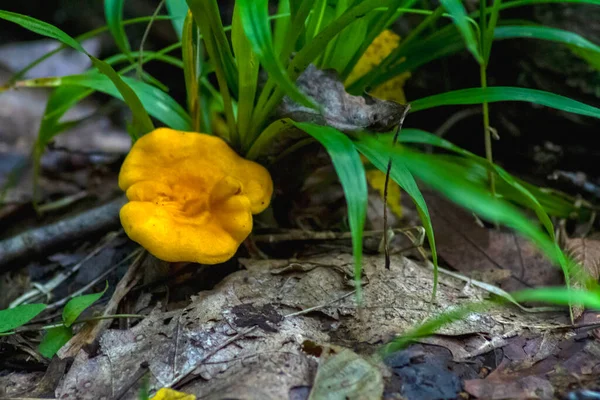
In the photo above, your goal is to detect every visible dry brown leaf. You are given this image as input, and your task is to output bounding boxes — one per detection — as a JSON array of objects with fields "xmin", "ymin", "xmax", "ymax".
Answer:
[
  {"xmin": 279, "ymin": 64, "xmax": 408, "ymax": 134},
  {"xmin": 564, "ymin": 236, "xmax": 600, "ymax": 282},
  {"xmin": 55, "ymin": 254, "xmax": 570, "ymax": 399},
  {"xmin": 424, "ymin": 192, "xmax": 564, "ymax": 292},
  {"xmin": 563, "ymin": 235, "xmax": 600, "ymax": 319}
]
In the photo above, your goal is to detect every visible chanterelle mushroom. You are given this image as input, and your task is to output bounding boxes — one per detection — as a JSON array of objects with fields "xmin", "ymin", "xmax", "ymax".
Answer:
[{"xmin": 118, "ymin": 128, "xmax": 273, "ymax": 264}]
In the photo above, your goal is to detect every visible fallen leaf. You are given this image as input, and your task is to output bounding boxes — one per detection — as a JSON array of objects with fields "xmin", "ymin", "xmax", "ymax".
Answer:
[
  {"xmin": 424, "ymin": 192, "xmax": 564, "ymax": 292},
  {"xmin": 279, "ymin": 64, "xmax": 408, "ymax": 134},
  {"xmin": 308, "ymin": 346, "xmax": 383, "ymax": 400},
  {"xmin": 366, "ymin": 169, "xmax": 403, "ymax": 219},
  {"xmin": 55, "ymin": 254, "xmax": 571, "ymax": 399},
  {"xmin": 464, "ymin": 375, "xmax": 554, "ymax": 400},
  {"xmin": 556, "ymin": 234, "xmax": 600, "ymax": 319}
]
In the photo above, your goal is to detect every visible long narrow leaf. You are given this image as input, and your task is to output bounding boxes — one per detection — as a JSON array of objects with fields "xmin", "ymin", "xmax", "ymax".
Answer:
[
  {"xmin": 356, "ymin": 141, "xmax": 439, "ymax": 300},
  {"xmin": 182, "ymin": 11, "xmax": 200, "ymax": 131},
  {"xmin": 254, "ymin": 0, "xmax": 411, "ymax": 135},
  {"xmin": 397, "ymin": 129, "xmax": 586, "ymax": 219},
  {"xmin": 410, "ymin": 86, "xmax": 600, "ymax": 119},
  {"xmin": 439, "ymin": 0, "xmax": 483, "ymax": 64},
  {"xmin": 0, "ymin": 11, "xmax": 154, "ymax": 137},
  {"xmin": 356, "ymin": 135, "xmax": 562, "ymax": 264},
  {"xmin": 294, "ymin": 122, "xmax": 368, "ymax": 300},
  {"xmin": 18, "ymin": 73, "xmax": 190, "ymax": 130},
  {"xmin": 166, "ymin": 0, "xmax": 189, "ymax": 40},
  {"xmin": 238, "ymin": 0, "xmax": 316, "ymax": 109},
  {"xmin": 186, "ymin": 0, "xmax": 238, "ymax": 96},
  {"xmin": 187, "ymin": 0, "xmax": 238, "ymax": 143},
  {"xmin": 273, "ymin": 0, "xmax": 291, "ymax": 55},
  {"xmin": 233, "ymin": 3, "xmax": 260, "ymax": 149},
  {"xmin": 494, "ymin": 25, "xmax": 600, "ymax": 54},
  {"xmin": 104, "ymin": 0, "xmax": 132, "ymax": 57}
]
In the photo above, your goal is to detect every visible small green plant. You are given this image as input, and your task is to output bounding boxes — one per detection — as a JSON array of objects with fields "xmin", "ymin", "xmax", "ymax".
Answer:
[
  {"xmin": 0, "ymin": 284, "xmax": 109, "ymax": 358},
  {"xmin": 1, "ymin": 0, "xmax": 600, "ymax": 340}
]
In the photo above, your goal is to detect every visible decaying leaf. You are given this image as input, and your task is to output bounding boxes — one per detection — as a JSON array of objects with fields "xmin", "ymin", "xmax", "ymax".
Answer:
[
  {"xmin": 308, "ymin": 346, "xmax": 383, "ymax": 400},
  {"xmin": 563, "ymin": 235, "xmax": 600, "ymax": 318},
  {"xmin": 564, "ymin": 236, "xmax": 600, "ymax": 283},
  {"xmin": 279, "ymin": 64, "xmax": 408, "ymax": 133},
  {"xmin": 54, "ymin": 253, "xmax": 571, "ymax": 399},
  {"xmin": 424, "ymin": 192, "xmax": 564, "ymax": 291}
]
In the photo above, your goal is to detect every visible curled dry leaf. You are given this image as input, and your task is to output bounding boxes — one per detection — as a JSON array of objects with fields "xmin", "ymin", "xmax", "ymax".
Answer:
[
  {"xmin": 563, "ymin": 234, "xmax": 600, "ymax": 319},
  {"xmin": 279, "ymin": 64, "xmax": 407, "ymax": 134}
]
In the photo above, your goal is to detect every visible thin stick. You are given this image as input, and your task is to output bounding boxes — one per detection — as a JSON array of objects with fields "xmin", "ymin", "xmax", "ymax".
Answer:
[
  {"xmin": 383, "ymin": 104, "xmax": 410, "ymax": 269},
  {"xmin": 0, "ymin": 196, "xmax": 126, "ymax": 270},
  {"xmin": 9, "ymin": 230, "xmax": 122, "ymax": 307},
  {"xmin": 46, "ymin": 248, "xmax": 143, "ymax": 311},
  {"xmin": 166, "ymin": 326, "xmax": 258, "ymax": 391},
  {"xmin": 136, "ymin": 0, "xmax": 166, "ymax": 80}
]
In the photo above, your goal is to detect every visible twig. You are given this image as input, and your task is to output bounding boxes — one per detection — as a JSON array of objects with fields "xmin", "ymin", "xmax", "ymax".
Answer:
[
  {"xmin": 163, "ymin": 288, "xmax": 357, "ymax": 392},
  {"xmin": 252, "ymin": 228, "xmax": 418, "ymax": 243},
  {"xmin": 9, "ymin": 231, "xmax": 123, "ymax": 308},
  {"xmin": 167, "ymin": 326, "xmax": 259, "ymax": 391},
  {"xmin": 111, "ymin": 361, "xmax": 149, "ymax": 400},
  {"xmin": 283, "ymin": 289, "xmax": 356, "ymax": 318},
  {"xmin": 0, "ymin": 196, "xmax": 126, "ymax": 270},
  {"xmin": 0, "ymin": 314, "xmax": 145, "ymax": 337},
  {"xmin": 45, "ymin": 248, "xmax": 143, "ymax": 311},
  {"xmin": 383, "ymin": 104, "xmax": 410, "ymax": 270},
  {"xmin": 136, "ymin": 0, "xmax": 166, "ymax": 80}
]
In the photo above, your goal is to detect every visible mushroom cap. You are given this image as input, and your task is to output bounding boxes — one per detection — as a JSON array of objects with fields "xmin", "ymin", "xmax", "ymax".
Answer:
[{"xmin": 118, "ymin": 128, "xmax": 273, "ymax": 264}]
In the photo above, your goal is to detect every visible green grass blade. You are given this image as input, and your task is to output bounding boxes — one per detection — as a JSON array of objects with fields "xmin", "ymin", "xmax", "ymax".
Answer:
[
  {"xmin": 0, "ymin": 10, "xmax": 155, "ymax": 137},
  {"xmin": 182, "ymin": 10, "xmax": 200, "ymax": 131},
  {"xmin": 379, "ymin": 301, "xmax": 492, "ymax": 354},
  {"xmin": 483, "ymin": 0, "xmax": 600, "ymax": 15},
  {"xmin": 323, "ymin": 10, "xmax": 368, "ymax": 73},
  {"xmin": 494, "ymin": 25, "xmax": 600, "ymax": 55},
  {"xmin": 397, "ymin": 129, "xmax": 586, "ymax": 219},
  {"xmin": 187, "ymin": 0, "xmax": 238, "ymax": 144},
  {"xmin": 273, "ymin": 0, "xmax": 291, "ymax": 55},
  {"xmin": 357, "ymin": 141, "xmax": 439, "ymax": 300},
  {"xmin": 186, "ymin": 0, "xmax": 239, "ymax": 96},
  {"xmin": 513, "ymin": 287, "xmax": 600, "ymax": 309},
  {"xmin": 7, "ymin": 15, "xmax": 174, "ymax": 84},
  {"xmin": 293, "ymin": 122, "xmax": 368, "ymax": 301},
  {"xmin": 104, "ymin": 0, "xmax": 132, "ymax": 57},
  {"xmin": 339, "ymin": 4, "xmax": 411, "ymax": 81},
  {"xmin": 356, "ymin": 135, "xmax": 562, "ymax": 264},
  {"xmin": 254, "ymin": 0, "xmax": 411, "ymax": 135},
  {"xmin": 166, "ymin": 0, "xmax": 189, "ymax": 40},
  {"xmin": 233, "ymin": 2, "xmax": 259, "ymax": 149},
  {"xmin": 91, "ymin": 59, "xmax": 154, "ymax": 137},
  {"xmin": 0, "ymin": 10, "xmax": 85, "ymax": 52},
  {"xmin": 245, "ymin": 118, "xmax": 295, "ymax": 160},
  {"xmin": 305, "ymin": 0, "xmax": 328, "ymax": 43},
  {"xmin": 19, "ymin": 73, "xmax": 190, "ymax": 130},
  {"xmin": 252, "ymin": 0, "xmax": 314, "ymax": 125},
  {"xmin": 439, "ymin": 0, "xmax": 482, "ymax": 64},
  {"xmin": 410, "ymin": 86, "xmax": 600, "ymax": 119},
  {"xmin": 238, "ymin": 0, "xmax": 316, "ymax": 109},
  {"xmin": 482, "ymin": 0, "xmax": 502, "ymax": 64}
]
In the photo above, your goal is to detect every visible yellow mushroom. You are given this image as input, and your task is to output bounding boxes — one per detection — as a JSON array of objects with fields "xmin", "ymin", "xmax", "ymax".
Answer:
[{"xmin": 118, "ymin": 128, "xmax": 273, "ymax": 264}]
